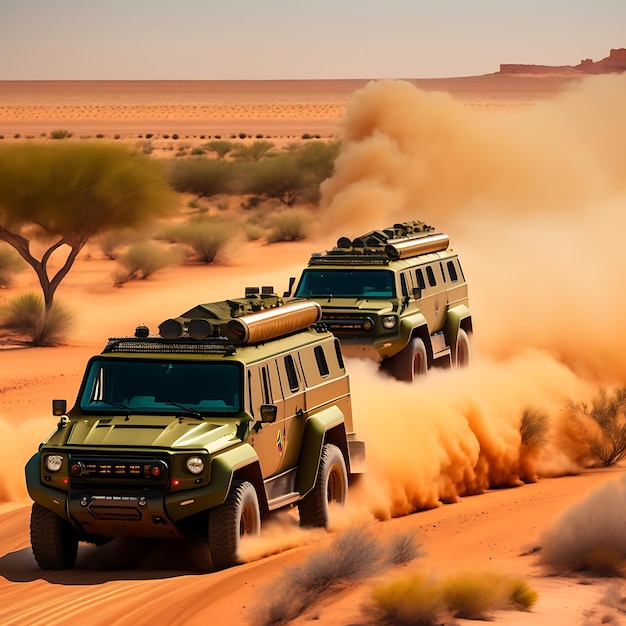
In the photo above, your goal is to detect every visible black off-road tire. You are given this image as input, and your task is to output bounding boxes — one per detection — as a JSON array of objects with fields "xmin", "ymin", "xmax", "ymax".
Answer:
[
  {"xmin": 208, "ymin": 480, "xmax": 260, "ymax": 570},
  {"xmin": 30, "ymin": 502, "xmax": 79, "ymax": 570},
  {"xmin": 298, "ymin": 443, "xmax": 348, "ymax": 528},
  {"xmin": 455, "ymin": 328, "xmax": 471, "ymax": 368},
  {"xmin": 395, "ymin": 337, "xmax": 428, "ymax": 382}
]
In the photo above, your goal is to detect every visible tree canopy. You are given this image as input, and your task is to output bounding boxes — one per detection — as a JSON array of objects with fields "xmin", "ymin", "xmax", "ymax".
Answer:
[{"xmin": 0, "ymin": 142, "xmax": 175, "ymax": 309}]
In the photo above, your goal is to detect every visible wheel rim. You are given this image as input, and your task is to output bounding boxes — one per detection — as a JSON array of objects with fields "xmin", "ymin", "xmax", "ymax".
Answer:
[
  {"xmin": 413, "ymin": 349, "xmax": 426, "ymax": 377},
  {"xmin": 239, "ymin": 501, "xmax": 257, "ymax": 537},
  {"xmin": 327, "ymin": 466, "xmax": 346, "ymax": 504}
]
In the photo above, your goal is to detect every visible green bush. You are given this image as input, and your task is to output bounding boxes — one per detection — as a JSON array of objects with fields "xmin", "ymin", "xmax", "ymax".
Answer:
[
  {"xmin": 161, "ymin": 217, "xmax": 236, "ymax": 263},
  {"xmin": 167, "ymin": 157, "xmax": 235, "ymax": 199},
  {"xmin": 240, "ymin": 154, "xmax": 316, "ymax": 206},
  {"xmin": 49, "ymin": 129, "xmax": 72, "ymax": 139},
  {"xmin": 113, "ymin": 242, "xmax": 181, "ymax": 286},
  {"xmin": 203, "ymin": 140, "xmax": 235, "ymax": 159},
  {"xmin": 231, "ymin": 140, "xmax": 275, "ymax": 161},
  {"xmin": 267, "ymin": 208, "xmax": 311, "ymax": 242},
  {"xmin": 0, "ymin": 292, "xmax": 74, "ymax": 346},
  {"xmin": 0, "ymin": 247, "xmax": 27, "ymax": 287}
]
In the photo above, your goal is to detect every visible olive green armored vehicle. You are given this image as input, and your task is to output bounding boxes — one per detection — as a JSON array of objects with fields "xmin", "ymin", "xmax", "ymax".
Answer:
[
  {"xmin": 285, "ymin": 221, "xmax": 472, "ymax": 382},
  {"xmin": 25, "ymin": 288, "xmax": 365, "ymax": 570}
]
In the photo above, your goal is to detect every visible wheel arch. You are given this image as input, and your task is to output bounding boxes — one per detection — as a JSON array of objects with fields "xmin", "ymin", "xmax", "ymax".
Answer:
[
  {"xmin": 296, "ymin": 406, "xmax": 348, "ymax": 497},
  {"xmin": 443, "ymin": 305, "xmax": 473, "ymax": 352}
]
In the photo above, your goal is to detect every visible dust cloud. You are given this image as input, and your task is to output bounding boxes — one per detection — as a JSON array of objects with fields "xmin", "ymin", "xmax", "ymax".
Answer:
[{"xmin": 312, "ymin": 74, "xmax": 626, "ymax": 521}]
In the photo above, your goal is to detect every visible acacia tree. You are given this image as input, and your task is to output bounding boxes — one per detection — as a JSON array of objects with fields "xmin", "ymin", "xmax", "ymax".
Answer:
[{"xmin": 0, "ymin": 142, "xmax": 175, "ymax": 310}]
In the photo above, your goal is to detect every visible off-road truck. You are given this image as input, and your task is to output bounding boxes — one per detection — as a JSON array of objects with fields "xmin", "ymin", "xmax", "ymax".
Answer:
[
  {"xmin": 285, "ymin": 220, "xmax": 472, "ymax": 382},
  {"xmin": 25, "ymin": 288, "xmax": 366, "ymax": 570}
]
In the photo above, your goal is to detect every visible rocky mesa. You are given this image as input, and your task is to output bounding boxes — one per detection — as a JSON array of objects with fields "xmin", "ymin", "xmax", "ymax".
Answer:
[{"xmin": 499, "ymin": 46, "xmax": 626, "ymax": 74}]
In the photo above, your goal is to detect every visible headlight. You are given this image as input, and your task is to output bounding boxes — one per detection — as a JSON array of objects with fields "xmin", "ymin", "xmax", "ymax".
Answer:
[
  {"xmin": 45, "ymin": 454, "xmax": 64, "ymax": 472},
  {"xmin": 185, "ymin": 456, "xmax": 204, "ymax": 475},
  {"xmin": 382, "ymin": 316, "xmax": 397, "ymax": 329}
]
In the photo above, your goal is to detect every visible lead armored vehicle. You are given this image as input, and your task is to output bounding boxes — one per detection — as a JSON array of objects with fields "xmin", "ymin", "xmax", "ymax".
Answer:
[
  {"xmin": 285, "ymin": 221, "xmax": 472, "ymax": 381},
  {"xmin": 25, "ymin": 288, "xmax": 365, "ymax": 570}
]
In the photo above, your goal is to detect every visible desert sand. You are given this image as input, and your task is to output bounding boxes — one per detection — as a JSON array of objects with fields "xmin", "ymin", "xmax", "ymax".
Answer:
[{"xmin": 2, "ymin": 72, "xmax": 626, "ymax": 625}]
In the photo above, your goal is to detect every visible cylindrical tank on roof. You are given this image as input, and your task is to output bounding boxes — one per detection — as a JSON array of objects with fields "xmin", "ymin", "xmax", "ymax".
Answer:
[
  {"xmin": 225, "ymin": 300, "xmax": 322, "ymax": 344},
  {"xmin": 385, "ymin": 233, "xmax": 449, "ymax": 260}
]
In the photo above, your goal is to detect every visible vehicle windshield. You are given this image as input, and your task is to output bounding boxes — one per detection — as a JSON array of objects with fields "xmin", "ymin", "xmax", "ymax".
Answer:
[
  {"xmin": 295, "ymin": 269, "xmax": 395, "ymax": 299},
  {"xmin": 79, "ymin": 358, "xmax": 242, "ymax": 415}
]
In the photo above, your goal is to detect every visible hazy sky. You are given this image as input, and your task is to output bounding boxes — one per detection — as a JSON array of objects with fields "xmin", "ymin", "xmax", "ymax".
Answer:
[{"xmin": 2, "ymin": 0, "xmax": 625, "ymax": 80}]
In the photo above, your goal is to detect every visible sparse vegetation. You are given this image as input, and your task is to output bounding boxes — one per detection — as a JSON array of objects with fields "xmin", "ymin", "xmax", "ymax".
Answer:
[
  {"xmin": 563, "ymin": 387, "xmax": 626, "ymax": 467},
  {"xmin": 256, "ymin": 527, "xmax": 419, "ymax": 625},
  {"xmin": 203, "ymin": 140, "xmax": 236, "ymax": 159},
  {"xmin": 539, "ymin": 476, "xmax": 626, "ymax": 576},
  {"xmin": 519, "ymin": 405, "xmax": 550, "ymax": 482},
  {"xmin": 0, "ymin": 142, "xmax": 175, "ymax": 313},
  {"xmin": 371, "ymin": 571, "xmax": 537, "ymax": 624},
  {"xmin": 113, "ymin": 242, "xmax": 182, "ymax": 286},
  {"xmin": 160, "ymin": 217, "xmax": 237, "ymax": 263},
  {"xmin": 167, "ymin": 157, "xmax": 235, "ymax": 199},
  {"xmin": 232, "ymin": 140, "xmax": 275, "ymax": 161},
  {"xmin": 267, "ymin": 208, "xmax": 311, "ymax": 242},
  {"xmin": 0, "ymin": 292, "xmax": 74, "ymax": 346},
  {"xmin": 49, "ymin": 129, "xmax": 72, "ymax": 139},
  {"xmin": 0, "ymin": 246, "xmax": 27, "ymax": 287}
]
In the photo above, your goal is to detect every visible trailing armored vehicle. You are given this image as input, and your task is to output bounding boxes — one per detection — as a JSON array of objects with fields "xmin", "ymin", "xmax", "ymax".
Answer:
[
  {"xmin": 25, "ymin": 288, "xmax": 365, "ymax": 570},
  {"xmin": 285, "ymin": 220, "xmax": 473, "ymax": 381}
]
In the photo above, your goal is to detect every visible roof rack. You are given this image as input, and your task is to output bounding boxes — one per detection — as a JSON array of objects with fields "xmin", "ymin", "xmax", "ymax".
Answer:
[
  {"xmin": 308, "ymin": 220, "xmax": 450, "ymax": 264},
  {"xmin": 108, "ymin": 288, "xmax": 325, "ymax": 353}
]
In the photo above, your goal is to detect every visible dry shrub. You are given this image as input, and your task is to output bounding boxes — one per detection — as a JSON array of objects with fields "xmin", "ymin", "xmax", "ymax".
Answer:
[
  {"xmin": 113, "ymin": 242, "xmax": 182, "ymax": 286},
  {"xmin": 160, "ymin": 217, "xmax": 237, "ymax": 263},
  {"xmin": 267, "ymin": 208, "xmax": 311, "ymax": 242},
  {"xmin": 384, "ymin": 529, "xmax": 422, "ymax": 566},
  {"xmin": 0, "ymin": 292, "xmax": 74, "ymax": 346},
  {"xmin": 562, "ymin": 388, "xmax": 626, "ymax": 467},
  {"xmin": 519, "ymin": 405, "xmax": 550, "ymax": 482},
  {"xmin": 255, "ymin": 527, "xmax": 415, "ymax": 625},
  {"xmin": 539, "ymin": 476, "xmax": 626, "ymax": 576},
  {"xmin": 371, "ymin": 571, "xmax": 537, "ymax": 624},
  {"xmin": 371, "ymin": 574, "xmax": 444, "ymax": 625},
  {"xmin": 0, "ymin": 246, "xmax": 26, "ymax": 287}
]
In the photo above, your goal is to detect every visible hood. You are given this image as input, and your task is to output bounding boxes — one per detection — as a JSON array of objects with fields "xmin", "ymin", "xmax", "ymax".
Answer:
[{"xmin": 61, "ymin": 415, "xmax": 242, "ymax": 451}]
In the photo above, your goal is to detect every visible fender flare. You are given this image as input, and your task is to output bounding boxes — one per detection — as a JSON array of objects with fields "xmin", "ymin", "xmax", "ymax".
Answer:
[
  {"xmin": 296, "ymin": 405, "xmax": 346, "ymax": 497},
  {"xmin": 443, "ymin": 304, "xmax": 473, "ymax": 349}
]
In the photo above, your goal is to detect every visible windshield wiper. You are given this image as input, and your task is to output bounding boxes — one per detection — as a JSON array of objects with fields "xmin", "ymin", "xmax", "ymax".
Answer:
[
  {"xmin": 97, "ymin": 399, "xmax": 132, "ymax": 414},
  {"xmin": 165, "ymin": 402, "xmax": 204, "ymax": 420}
]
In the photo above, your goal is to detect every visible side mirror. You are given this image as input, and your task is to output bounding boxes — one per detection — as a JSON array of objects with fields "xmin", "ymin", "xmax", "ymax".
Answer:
[
  {"xmin": 283, "ymin": 276, "xmax": 296, "ymax": 298},
  {"xmin": 412, "ymin": 287, "xmax": 422, "ymax": 300},
  {"xmin": 260, "ymin": 404, "xmax": 278, "ymax": 423},
  {"xmin": 52, "ymin": 399, "xmax": 67, "ymax": 416}
]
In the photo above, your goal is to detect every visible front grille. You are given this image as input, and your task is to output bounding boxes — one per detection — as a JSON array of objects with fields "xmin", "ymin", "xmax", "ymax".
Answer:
[
  {"xmin": 69, "ymin": 456, "xmax": 169, "ymax": 486},
  {"xmin": 322, "ymin": 315, "xmax": 375, "ymax": 334}
]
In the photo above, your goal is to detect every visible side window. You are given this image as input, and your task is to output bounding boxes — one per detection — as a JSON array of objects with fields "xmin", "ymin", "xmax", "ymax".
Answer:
[
  {"xmin": 457, "ymin": 259, "xmax": 466, "ymax": 281},
  {"xmin": 261, "ymin": 365, "xmax": 271, "ymax": 403},
  {"xmin": 447, "ymin": 260, "xmax": 458, "ymax": 282},
  {"xmin": 247, "ymin": 370, "xmax": 254, "ymax": 418},
  {"xmin": 284, "ymin": 354, "xmax": 299, "ymax": 392},
  {"xmin": 415, "ymin": 268, "xmax": 426, "ymax": 290},
  {"xmin": 334, "ymin": 338, "xmax": 345, "ymax": 370},
  {"xmin": 426, "ymin": 265, "xmax": 437, "ymax": 287},
  {"xmin": 400, "ymin": 273, "xmax": 409, "ymax": 298},
  {"xmin": 314, "ymin": 345, "xmax": 330, "ymax": 378}
]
